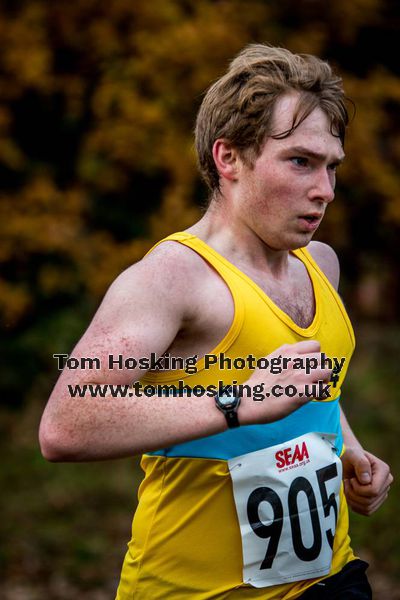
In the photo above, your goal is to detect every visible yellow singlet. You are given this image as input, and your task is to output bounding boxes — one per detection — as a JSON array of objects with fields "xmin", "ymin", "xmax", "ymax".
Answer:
[{"xmin": 116, "ymin": 232, "xmax": 356, "ymax": 600}]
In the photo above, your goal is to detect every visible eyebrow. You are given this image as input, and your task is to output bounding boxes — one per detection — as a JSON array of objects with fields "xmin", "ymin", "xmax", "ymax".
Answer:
[{"xmin": 286, "ymin": 146, "xmax": 346, "ymax": 164}]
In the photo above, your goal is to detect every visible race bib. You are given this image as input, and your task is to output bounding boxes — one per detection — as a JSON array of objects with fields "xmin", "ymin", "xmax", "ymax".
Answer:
[{"xmin": 228, "ymin": 432, "xmax": 341, "ymax": 588}]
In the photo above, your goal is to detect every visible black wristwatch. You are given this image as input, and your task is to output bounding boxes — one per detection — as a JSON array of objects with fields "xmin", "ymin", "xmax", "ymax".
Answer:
[{"xmin": 214, "ymin": 393, "xmax": 241, "ymax": 429}]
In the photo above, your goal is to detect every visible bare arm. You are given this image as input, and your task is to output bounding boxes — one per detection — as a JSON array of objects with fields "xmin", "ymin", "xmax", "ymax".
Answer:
[
  {"xmin": 39, "ymin": 244, "xmax": 229, "ymax": 461},
  {"xmin": 340, "ymin": 407, "xmax": 393, "ymax": 515},
  {"xmin": 39, "ymin": 243, "xmax": 331, "ymax": 462},
  {"xmin": 309, "ymin": 241, "xmax": 393, "ymax": 514}
]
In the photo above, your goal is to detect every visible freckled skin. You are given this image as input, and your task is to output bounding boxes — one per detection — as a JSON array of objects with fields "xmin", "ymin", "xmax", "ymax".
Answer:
[
  {"xmin": 38, "ymin": 91, "xmax": 393, "ymax": 520},
  {"xmin": 232, "ymin": 102, "xmax": 338, "ymax": 252}
]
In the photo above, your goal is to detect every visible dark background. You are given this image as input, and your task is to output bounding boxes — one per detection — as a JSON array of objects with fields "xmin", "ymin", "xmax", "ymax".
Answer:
[{"xmin": 1, "ymin": 1, "xmax": 399, "ymax": 598}]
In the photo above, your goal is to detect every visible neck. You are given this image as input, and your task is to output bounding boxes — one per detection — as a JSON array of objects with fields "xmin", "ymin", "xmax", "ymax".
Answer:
[{"xmin": 187, "ymin": 198, "xmax": 290, "ymax": 277}]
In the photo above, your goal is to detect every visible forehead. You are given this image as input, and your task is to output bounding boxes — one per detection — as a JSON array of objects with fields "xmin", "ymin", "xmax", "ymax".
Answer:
[{"xmin": 266, "ymin": 93, "xmax": 344, "ymax": 159}]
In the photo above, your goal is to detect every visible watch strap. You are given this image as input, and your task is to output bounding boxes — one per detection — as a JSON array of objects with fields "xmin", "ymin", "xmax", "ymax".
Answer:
[
  {"xmin": 214, "ymin": 394, "xmax": 241, "ymax": 429},
  {"xmin": 225, "ymin": 409, "xmax": 240, "ymax": 429}
]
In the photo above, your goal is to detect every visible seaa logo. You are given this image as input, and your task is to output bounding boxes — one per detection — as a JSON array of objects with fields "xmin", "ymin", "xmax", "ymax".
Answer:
[{"xmin": 275, "ymin": 441, "xmax": 309, "ymax": 469}]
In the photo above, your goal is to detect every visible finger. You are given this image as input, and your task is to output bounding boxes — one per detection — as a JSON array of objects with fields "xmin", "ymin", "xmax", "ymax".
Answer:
[
  {"xmin": 345, "ymin": 485, "xmax": 388, "ymax": 507},
  {"xmin": 345, "ymin": 484, "xmax": 389, "ymax": 506},
  {"xmin": 348, "ymin": 494, "xmax": 388, "ymax": 516},
  {"xmin": 348, "ymin": 501, "xmax": 373, "ymax": 516},
  {"xmin": 303, "ymin": 352, "xmax": 325, "ymax": 367},
  {"xmin": 349, "ymin": 478, "xmax": 376, "ymax": 498},
  {"xmin": 289, "ymin": 340, "xmax": 321, "ymax": 354},
  {"xmin": 364, "ymin": 451, "xmax": 392, "ymax": 483},
  {"xmin": 348, "ymin": 475, "xmax": 392, "ymax": 502},
  {"xmin": 368, "ymin": 495, "xmax": 389, "ymax": 514},
  {"xmin": 351, "ymin": 453, "xmax": 373, "ymax": 485},
  {"xmin": 371, "ymin": 462, "xmax": 392, "ymax": 489},
  {"xmin": 312, "ymin": 369, "xmax": 333, "ymax": 383},
  {"xmin": 346, "ymin": 487, "xmax": 388, "ymax": 507},
  {"xmin": 377, "ymin": 472, "xmax": 393, "ymax": 490},
  {"xmin": 355, "ymin": 471, "xmax": 393, "ymax": 495}
]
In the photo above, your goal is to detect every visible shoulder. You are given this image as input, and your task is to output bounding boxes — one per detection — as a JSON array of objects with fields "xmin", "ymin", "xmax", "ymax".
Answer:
[
  {"xmin": 307, "ymin": 241, "xmax": 340, "ymax": 291},
  {"xmin": 78, "ymin": 239, "xmax": 209, "ymax": 355},
  {"xmin": 140, "ymin": 239, "xmax": 211, "ymax": 295},
  {"xmin": 104, "ymin": 239, "xmax": 209, "ymax": 319}
]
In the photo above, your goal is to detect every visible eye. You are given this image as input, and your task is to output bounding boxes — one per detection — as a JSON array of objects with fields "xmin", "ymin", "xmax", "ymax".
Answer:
[{"xmin": 291, "ymin": 157, "xmax": 308, "ymax": 167}]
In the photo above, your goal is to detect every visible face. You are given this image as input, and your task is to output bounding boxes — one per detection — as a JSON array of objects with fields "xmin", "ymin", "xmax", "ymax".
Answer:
[{"xmin": 233, "ymin": 93, "xmax": 345, "ymax": 251}]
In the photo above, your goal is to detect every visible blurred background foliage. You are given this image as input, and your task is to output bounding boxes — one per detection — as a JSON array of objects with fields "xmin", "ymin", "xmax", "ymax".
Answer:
[{"xmin": 0, "ymin": 0, "xmax": 399, "ymax": 598}]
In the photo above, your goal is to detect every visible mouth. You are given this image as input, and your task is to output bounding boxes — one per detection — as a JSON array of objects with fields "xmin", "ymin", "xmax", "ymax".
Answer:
[{"xmin": 298, "ymin": 214, "xmax": 323, "ymax": 231}]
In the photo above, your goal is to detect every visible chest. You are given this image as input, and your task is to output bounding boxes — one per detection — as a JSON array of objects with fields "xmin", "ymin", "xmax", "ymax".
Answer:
[
  {"xmin": 169, "ymin": 257, "xmax": 315, "ymax": 360},
  {"xmin": 252, "ymin": 272, "xmax": 315, "ymax": 329}
]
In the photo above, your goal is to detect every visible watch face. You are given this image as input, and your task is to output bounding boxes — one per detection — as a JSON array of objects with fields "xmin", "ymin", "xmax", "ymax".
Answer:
[
  {"xmin": 215, "ymin": 394, "xmax": 241, "ymax": 428},
  {"xmin": 217, "ymin": 395, "xmax": 238, "ymax": 410}
]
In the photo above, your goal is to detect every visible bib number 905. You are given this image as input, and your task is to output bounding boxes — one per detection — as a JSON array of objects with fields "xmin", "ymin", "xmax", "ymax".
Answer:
[{"xmin": 247, "ymin": 463, "xmax": 338, "ymax": 569}]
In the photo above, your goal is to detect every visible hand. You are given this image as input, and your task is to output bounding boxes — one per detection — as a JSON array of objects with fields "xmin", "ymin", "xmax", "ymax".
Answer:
[
  {"xmin": 242, "ymin": 340, "xmax": 332, "ymax": 425},
  {"xmin": 342, "ymin": 447, "xmax": 393, "ymax": 516}
]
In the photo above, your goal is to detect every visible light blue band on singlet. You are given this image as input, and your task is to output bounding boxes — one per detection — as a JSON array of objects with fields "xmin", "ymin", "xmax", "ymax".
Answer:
[{"xmin": 148, "ymin": 396, "xmax": 343, "ymax": 460}]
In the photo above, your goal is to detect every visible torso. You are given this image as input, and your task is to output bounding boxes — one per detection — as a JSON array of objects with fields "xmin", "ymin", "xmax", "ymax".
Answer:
[{"xmin": 120, "ymin": 233, "xmax": 355, "ymax": 599}]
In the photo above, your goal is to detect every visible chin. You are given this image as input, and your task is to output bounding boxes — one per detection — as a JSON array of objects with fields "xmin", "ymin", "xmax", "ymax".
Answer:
[
  {"xmin": 295, "ymin": 230, "xmax": 317, "ymax": 247},
  {"xmin": 279, "ymin": 233, "xmax": 315, "ymax": 251}
]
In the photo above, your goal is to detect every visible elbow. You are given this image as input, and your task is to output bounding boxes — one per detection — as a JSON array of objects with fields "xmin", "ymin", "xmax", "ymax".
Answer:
[{"xmin": 39, "ymin": 421, "xmax": 80, "ymax": 462}]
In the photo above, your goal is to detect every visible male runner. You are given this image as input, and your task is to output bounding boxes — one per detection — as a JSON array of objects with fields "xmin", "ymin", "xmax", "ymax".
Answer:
[{"xmin": 40, "ymin": 44, "xmax": 392, "ymax": 598}]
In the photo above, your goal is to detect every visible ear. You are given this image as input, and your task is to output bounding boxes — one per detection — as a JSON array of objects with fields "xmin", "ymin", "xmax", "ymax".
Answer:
[{"xmin": 212, "ymin": 139, "xmax": 241, "ymax": 183}]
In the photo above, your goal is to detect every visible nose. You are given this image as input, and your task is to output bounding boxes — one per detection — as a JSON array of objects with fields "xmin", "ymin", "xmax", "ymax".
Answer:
[{"xmin": 309, "ymin": 168, "xmax": 335, "ymax": 204}]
